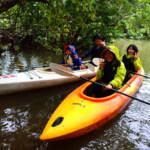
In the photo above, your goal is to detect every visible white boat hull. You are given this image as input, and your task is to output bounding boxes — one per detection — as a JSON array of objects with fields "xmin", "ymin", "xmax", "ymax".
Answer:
[{"xmin": 0, "ymin": 64, "xmax": 97, "ymax": 95}]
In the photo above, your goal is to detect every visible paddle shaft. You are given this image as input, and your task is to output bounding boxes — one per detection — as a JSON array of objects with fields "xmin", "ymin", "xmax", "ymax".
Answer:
[
  {"xmin": 80, "ymin": 76, "xmax": 150, "ymax": 105},
  {"xmin": 128, "ymin": 70, "xmax": 150, "ymax": 79}
]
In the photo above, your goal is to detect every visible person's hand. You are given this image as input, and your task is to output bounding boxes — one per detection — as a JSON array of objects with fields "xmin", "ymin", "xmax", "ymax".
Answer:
[
  {"xmin": 80, "ymin": 64, "xmax": 87, "ymax": 70},
  {"xmin": 74, "ymin": 55, "xmax": 79, "ymax": 59},
  {"xmin": 99, "ymin": 61, "xmax": 105, "ymax": 69},
  {"xmin": 133, "ymin": 53, "xmax": 138, "ymax": 60},
  {"xmin": 100, "ymin": 41, "xmax": 106, "ymax": 47},
  {"xmin": 103, "ymin": 84, "xmax": 113, "ymax": 90}
]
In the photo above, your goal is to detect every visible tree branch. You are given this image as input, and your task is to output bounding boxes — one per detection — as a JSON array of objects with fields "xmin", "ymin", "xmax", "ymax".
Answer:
[
  {"xmin": 0, "ymin": 0, "xmax": 50, "ymax": 14},
  {"xmin": 0, "ymin": 0, "xmax": 19, "ymax": 14}
]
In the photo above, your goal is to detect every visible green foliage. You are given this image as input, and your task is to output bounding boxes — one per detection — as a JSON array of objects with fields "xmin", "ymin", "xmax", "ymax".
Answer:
[{"xmin": 0, "ymin": 0, "xmax": 150, "ymax": 53}]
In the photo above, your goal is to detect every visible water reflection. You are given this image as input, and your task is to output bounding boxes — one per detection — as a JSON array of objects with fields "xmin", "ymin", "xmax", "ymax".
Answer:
[
  {"xmin": 0, "ymin": 50, "xmax": 61, "ymax": 75},
  {"xmin": 0, "ymin": 83, "xmax": 82, "ymax": 150}
]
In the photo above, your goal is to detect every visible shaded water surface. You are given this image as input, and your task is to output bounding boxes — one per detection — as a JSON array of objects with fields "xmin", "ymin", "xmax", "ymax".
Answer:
[{"xmin": 0, "ymin": 39, "xmax": 150, "ymax": 150}]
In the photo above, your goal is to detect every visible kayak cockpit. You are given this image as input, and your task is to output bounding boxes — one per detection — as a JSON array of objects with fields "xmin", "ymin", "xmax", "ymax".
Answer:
[
  {"xmin": 79, "ymin": 78, "xmax": 117, "ymax": 102},
  {"xmin": 83, "ymin": 82, "xmax": 115, "ymax": 98},
  {"xmin": 79, "ymin": 68, "xmax": 144, "ymax": 102}
]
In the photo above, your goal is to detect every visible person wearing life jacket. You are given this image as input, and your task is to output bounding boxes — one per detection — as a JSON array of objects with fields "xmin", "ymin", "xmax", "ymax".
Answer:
[
  {"xmin": 81, "ymin": 35, "xmax": 106, "ymax": 62},
  {"xmin": 122, "ymin": 44, "xmax": 142, "ymax": 82},
  {"xmin": 85, "ymin": 45, "xmax": 126, "ymax": 97},
  {"xmin": 62, "ymin": 45, "xmax": 86, "ymax": 70}
]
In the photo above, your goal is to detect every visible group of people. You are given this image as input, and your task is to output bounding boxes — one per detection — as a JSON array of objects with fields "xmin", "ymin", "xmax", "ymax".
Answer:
[{"xmin": 61, "ymin": 35, "xmax": 142, "ymax": 97}]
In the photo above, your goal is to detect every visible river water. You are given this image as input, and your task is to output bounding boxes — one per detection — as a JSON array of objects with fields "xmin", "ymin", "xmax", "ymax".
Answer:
[{"xmin": 0, "ymin": 39, "xmax": 150, "ymax": 150}]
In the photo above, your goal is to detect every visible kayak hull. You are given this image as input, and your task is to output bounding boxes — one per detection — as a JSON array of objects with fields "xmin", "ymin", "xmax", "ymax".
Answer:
[
  {"xmin": 0, "ymin": 64, "xmax": 97, "ymax": 95},
  {"xmin": 40, "ymin": 68, "xmax": 144, "ymax": 141}
]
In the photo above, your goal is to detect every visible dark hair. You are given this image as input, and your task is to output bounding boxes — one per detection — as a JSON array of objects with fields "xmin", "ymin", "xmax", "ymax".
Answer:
[
  {"xmin": 126, "ymin": 44, "xmax": 139, "ymax": 53},
  {"xmin": 93, "ymin": 35, "xmax": 105, "ymax": 42}
]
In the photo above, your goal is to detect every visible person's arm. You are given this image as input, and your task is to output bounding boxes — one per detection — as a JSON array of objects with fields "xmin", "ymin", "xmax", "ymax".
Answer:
[
  {"xmin": 96, "ymin": 68, "xmax": 103, "ymax": 80},
  {"xmin": 96, "ymin": 59, "xmax": 107, "ymax": 80},
  {"xmin": 133, "ymin": 57, "xmax": 142, "ymax": 71},
  {"xmin": 109, "ymin": 62, "xmax": 126, "ymax": 89},
  {"xmin": 72, "ymin": 53, "xmax": 82, "ymax": 66}
]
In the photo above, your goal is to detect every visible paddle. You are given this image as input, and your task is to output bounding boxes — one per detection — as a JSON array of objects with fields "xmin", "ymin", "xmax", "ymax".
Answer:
[
  {"xmin": 128, "ymin": 70, "xmax": 150, "ymax": 79},
  {"xmin": 50, "ymin": 62, "xmax": 150, "ymax": 105}
]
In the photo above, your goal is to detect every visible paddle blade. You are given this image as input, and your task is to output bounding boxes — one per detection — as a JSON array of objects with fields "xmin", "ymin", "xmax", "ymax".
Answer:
[
  {"xmin": 49, "ymin": 63, "xmax": 76, "ymax": 77},
  {"xmin": 92, "ymin": 58, "xmax": 104, "ymax": 66}
]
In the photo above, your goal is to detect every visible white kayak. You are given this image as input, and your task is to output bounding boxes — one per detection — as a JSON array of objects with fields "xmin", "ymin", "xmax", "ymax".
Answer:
[{"xmin": 0, "ymin": 62, "xmax": 98, "ymax": 95}]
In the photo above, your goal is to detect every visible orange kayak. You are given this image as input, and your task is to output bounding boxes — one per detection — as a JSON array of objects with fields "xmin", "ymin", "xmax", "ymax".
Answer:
[{"xmin": 40, "ymin": 68, "xmax": 144, "ymax": 141}]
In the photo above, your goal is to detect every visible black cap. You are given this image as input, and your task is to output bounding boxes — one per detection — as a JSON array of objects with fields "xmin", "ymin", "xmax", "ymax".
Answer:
[{"xmin": 93, "ymin": 35, "xmax": 106, "ymax": 42}]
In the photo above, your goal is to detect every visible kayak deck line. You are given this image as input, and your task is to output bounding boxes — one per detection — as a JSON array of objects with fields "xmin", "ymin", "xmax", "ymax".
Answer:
[
  {"xmin": 25, "ymin": 71, "xmax": 33, "ymax": 79},
  {"xmin": 30, "ymin": 70, "xmax": 42, "ymax": 78}
]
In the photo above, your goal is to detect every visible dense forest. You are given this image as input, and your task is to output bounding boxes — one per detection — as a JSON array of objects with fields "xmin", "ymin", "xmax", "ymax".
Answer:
[{"xmin": 0, "ymin": 0, "xmax": 150, "ymax": 54}]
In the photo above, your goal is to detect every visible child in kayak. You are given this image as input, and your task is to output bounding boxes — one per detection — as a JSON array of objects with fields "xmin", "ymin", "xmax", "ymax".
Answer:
[
  {"xmin": 85, "ymin": 45, "xmax": 126, "ymax": 97},
  {"xmin": 62, "ymin": 45, "xmax": 86, "ymax": 70},
  {"xmin": 122, "ymin": 44, "xmax": 142, "ymax": 82}
]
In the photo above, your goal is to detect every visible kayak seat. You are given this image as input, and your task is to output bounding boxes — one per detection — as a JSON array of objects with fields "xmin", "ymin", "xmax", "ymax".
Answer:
[{"xmin": 83, "ymin": 83, "xmax": 114, "ymax": 98}]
